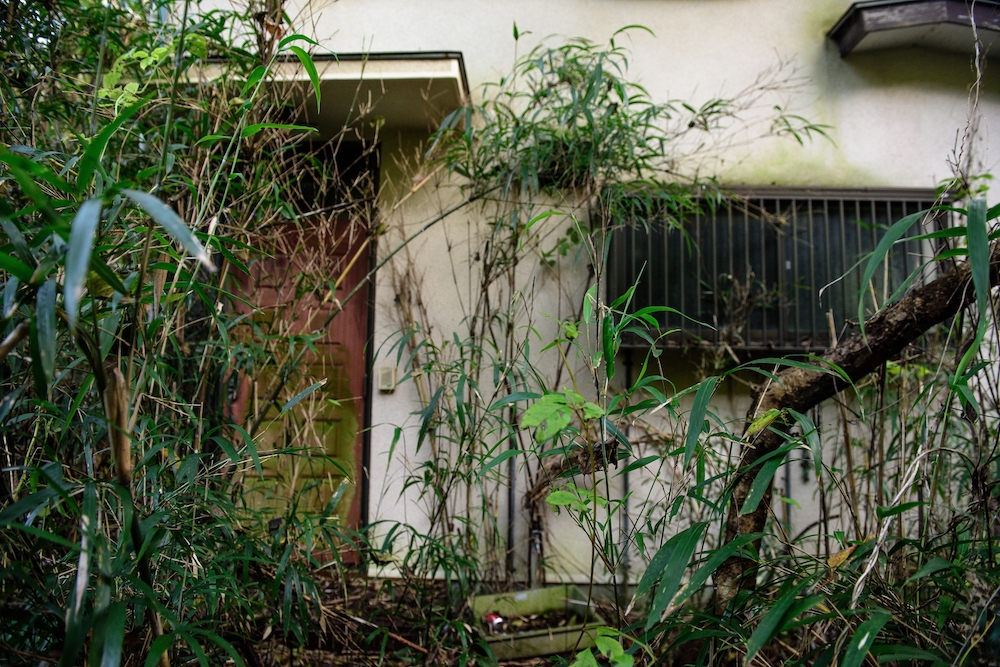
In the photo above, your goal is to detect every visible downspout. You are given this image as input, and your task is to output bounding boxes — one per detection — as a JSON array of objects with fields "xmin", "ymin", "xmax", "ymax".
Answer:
[
  {"xmin": 360, "ymin": 225, "xmax": 376, "ymax": 529},
  {"xmin": 621, "ymin": 350, "xmax": 632, "ymax": 583},
  {"xmin": 507, "ymin": 406, "xmax": 517, "ymax": 580},
  {"xmin": 360, "ymin": 148, "xmax": 382, "ymax": 529}
]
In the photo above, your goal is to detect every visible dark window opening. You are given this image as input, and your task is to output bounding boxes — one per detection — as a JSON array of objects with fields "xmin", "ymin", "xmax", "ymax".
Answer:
[{"xmin": 608, "ymin": 188, "xmax": 946, "ymax": 351}]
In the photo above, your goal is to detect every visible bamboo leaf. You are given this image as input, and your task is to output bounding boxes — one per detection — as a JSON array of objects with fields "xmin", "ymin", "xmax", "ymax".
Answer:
[
  {"xmin": 479, "ymin": 448, "xmax": 523, "ymax": 479},
  {"xmin": 746, "ymin": 408, "xmax": 782, "ymax": 438},
  {"xmin": 64, "ymin": 199, "xmax": 102, "ymax": 331},
  {"xmin": 88, "ymin": 255, "xmax": 127, "ymax": 296},
  {"xmin": 745, "ymin": 578, "xmax": 811, "ymax": 662},
  {"xmin": 60, "ymin": 483, "xmax": 97, "ymax": 667},
  {"xmin": 602, "ymin": 417, "xmax": 631, "ymax": 455},
  {"xmin": 956, "ymin": 199, "xmax": 990, "ymax": 380},
  {"xmin": 875, "ymin": 500, "xmax": 926, "ymax": 520},
  {"xmin": 241, "ymin": 122, "xmax": 316, "ymax": 137},
  {"xmin": 288, "ymin": 46, "xmax": 322, "ymax": 112},
  {"xmin": 870, "ymin": 645, "xmax": 944, "ymax": 663},
  {"xmin": 685, "ymin": 376, "xmax": 718, "ymax": 466},
  {"xmin": 35, "ymin": 279, "xmax": 56, "ymax": 387},
  {"xmin": 241, "ymin": 65, "xmax": 268, "ymax": 96},
  {"xmin": 418, "ymin": 385, "xmax": 444, "ymax": 448},
  {"xmin": 0, "ymin": 215, "xmax": 35, "ymax": 270},
  {"xmin": 77, "ymin": 96, "xmax": 149, "ymax": 194},
  {"xmin": 840, "ymin": 611, "xmax": 891, "ymax": 667},
  {"xmin": 193, "ymin": 134, "xmax": 232, "ymax": 147},
  {"xmin": 123, "ymin": 189, "xmax": 215, "ymax": 271},
  {"xmin": 144, "ymin": 633, "xmax": 175, "ymax": 667},
  {"xmin": 904, "ymin": 556, "xmax": 954, "ymax": 585},
  {"xmin": 230, "ymin": 423, "xmax": 262, "ymax": 478},
  {"xmin": 98, "ymin": 601, "xmax": 127, "ymax": 667},
  {"xmin": 739, "ymin": 456, "xmax": 783, "ymax": 516},
  {"xmin": 0, "ymin": 253, "xmax": 33, "ymax": 283},
  {"xmin": 615, "ymin": 454, "xmax": 659, "ymax": 476},
  {"xmin": 642, "ymin": 522, "xmax": 707, "ymax": 630},
  {"xmin": 787, "ymin": 408, "xmax": 822, "ymax": 478},
  {"xmin": 280, "ymin": 379, "xmax": 327, "ymax": 413},
  {"xmin": 278, "ymin": 33, "xmax": 321, "ymax": 50},
  {"xmin": 858, "ymin": 210, "xmax": 925, "ymax": 335},
  {"xmin": 602, "ymin": 312, "xmax": 616, "ymax": 380},
  {"xmin": 673, "ymin": 532, "xmax": 762, "ymax": 607},
  {"xmin": 968, "ymin": 199, "xmax": 990, "ymax": 317},
  {"xmin": 582, "ymin": 284, "xmax": 597, "ymax": 323},
  {"xmin": 191, "ymin": 630, "xmax": 246, "ymax": 667},
  {"xmin": 489, "ymin": 391, "xmax": 540, "ymax": 411}
]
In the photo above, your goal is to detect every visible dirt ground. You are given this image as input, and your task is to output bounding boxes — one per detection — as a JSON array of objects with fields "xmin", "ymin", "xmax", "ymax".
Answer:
[{"xmin": 244, "ymin": 573, "xmax": 608, "ymax": 667}]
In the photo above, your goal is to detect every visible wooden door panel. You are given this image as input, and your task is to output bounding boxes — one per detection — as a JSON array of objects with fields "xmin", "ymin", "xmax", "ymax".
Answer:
[{"xmin": 232, "ymin": 220, "xmax": 368, "ymax": 527}]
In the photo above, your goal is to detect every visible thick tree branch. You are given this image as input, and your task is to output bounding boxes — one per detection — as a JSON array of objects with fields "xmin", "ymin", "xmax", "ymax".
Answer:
[{"xmin": 713, "ymin": 243, "xmax": 1000, "ymax": 611}]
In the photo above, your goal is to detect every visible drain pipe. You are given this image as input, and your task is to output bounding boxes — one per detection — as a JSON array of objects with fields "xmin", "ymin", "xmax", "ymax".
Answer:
[
  {"xmin": 507, "ymin": 405, "xmax": 518, "ymax": 580},
  {"xmin": 621, "ymin": 350, "xmax": 633, "ymax": 583}
]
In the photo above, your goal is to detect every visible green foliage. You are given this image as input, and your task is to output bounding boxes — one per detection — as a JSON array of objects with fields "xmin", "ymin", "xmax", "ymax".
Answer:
[
  {"xmin": 0, "ymin": 2, "xmax": 371, "ymax": 665},
  {"xmin": 391, "ymin": 24, "xmax": 1000, "ymax": 667}
]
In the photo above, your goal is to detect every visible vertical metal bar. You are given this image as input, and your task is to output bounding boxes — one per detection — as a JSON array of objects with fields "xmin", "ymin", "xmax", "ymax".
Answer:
[
  {"xmin": 868, "ymin": 199, "xmax": 876, "ymax": 311},
  {"xmin": 900, "ymin": 200, "xmax": 909, "ymax": 284},
  {"xmin": 664, "ymin": 213, "xmax": 672, "ymax": 333},
  {"xmin": 822, "ymin": 199, "xmax": 832, "ymax": 348},
  {"xmin": 727, "ymin": 202, "xmax": 735, "ymax": 346},
  {"xmin": 699, "ymin": 206, "xmax": 707, "ymax": 342},
  {"xmin": 744, "ymin": 203, "xmax": 752, "ymax": 346},
  {"xmin": 683, "ymin": 208, "xmax": 692, "ymax": 340},
  {"xmin": 839, "ymin": 199, "xmax": 848, "ymax": 340},
  {"xmin": 728, "ymin": 203, "xmax": 735, "ymax": 285},
  {"xmin": 711, "ymin": 202, "xmax": 719, "ymax": 344},
  {"xmin": 763, "ymin": 199, "xmax": 773, "ymax": 346},
  {"xmin": 789, "ymin": 198, "xmax": 798, "ymax": 348},
  {"xmin": 856, "ymin": 199, "xmax": 864, "ymax": 313},
  {"xmin": 807, "ymin": 199, "xmax": 817, "ymax": 348}
]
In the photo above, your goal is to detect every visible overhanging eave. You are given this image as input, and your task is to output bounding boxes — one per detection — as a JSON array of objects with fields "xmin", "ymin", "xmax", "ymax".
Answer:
[
  {"xmin": 197, "ymin": 52, "xmax": 468, "ymax": 136},
  {"xmin": 828, "ymin": 0, "xmax": 1000, "ymax": 57}
]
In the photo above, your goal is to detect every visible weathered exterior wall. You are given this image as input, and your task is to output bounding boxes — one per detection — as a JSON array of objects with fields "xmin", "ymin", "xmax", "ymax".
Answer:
[
  {"xmin": 280, "ymin": 0, "xmax": 999, "ymax": 580},
  {"xmin": 298, "ymin": 0, "xmax": 998, "ymax": 186}
]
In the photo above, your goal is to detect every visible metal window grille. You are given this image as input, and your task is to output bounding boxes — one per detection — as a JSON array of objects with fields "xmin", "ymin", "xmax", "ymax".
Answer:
[{"xmin": 608, "ymin": 188, "xmax": 946, "ymax": 351}]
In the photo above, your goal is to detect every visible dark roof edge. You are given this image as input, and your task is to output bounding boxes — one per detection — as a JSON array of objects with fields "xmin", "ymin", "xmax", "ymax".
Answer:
[{"xmin": 828, "ymin": 0, "xmax": 1000, "ymax": 57}]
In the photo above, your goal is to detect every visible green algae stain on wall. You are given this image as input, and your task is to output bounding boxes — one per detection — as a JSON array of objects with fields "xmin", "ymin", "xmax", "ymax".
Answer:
[
  {"xmin": 720, "ymin": 139, "xmax": 878, "ymax": 188},
  {"xmin": 802, "ymin": 0, "xmax": 855, "ymax": 42}
]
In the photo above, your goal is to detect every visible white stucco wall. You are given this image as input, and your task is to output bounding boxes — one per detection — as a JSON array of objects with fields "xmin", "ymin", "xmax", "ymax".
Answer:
[
  {"xmin": 271, "ymin": 0, "xmax": 1000, "ymax": 580},
  {"xmin": 292, "ymin": 0, "xmax": 998, "ymax": 185}
]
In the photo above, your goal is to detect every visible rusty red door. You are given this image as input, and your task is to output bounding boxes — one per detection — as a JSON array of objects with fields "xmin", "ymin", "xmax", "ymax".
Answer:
[{"xmin": 230, "ymin": 220, "xmax": 369, "ymax": 528}]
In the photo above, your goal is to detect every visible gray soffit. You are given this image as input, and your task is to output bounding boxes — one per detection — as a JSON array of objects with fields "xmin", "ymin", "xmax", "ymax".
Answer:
[
  {"xmin": 828, "ymin": 0, "xmax": 1000, "ymax": 57},
  {"xmin": 199, "ymin": 52, "xmax": 469, "ymax": 135}
]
